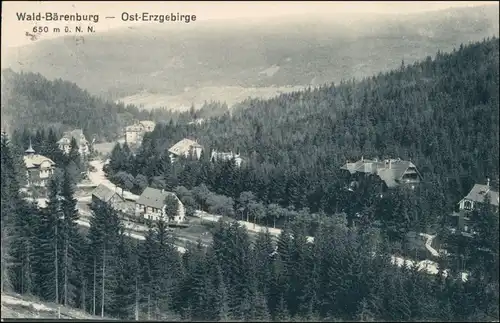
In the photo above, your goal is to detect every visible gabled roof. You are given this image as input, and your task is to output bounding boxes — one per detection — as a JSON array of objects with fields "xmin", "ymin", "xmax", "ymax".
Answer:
[
  {"xmin": 461, "ymin": 184, "xmax": 499, "ymax": 206},
  {"xmin": 340, "ymin": 158, "xmax": 422, "ymax": 188},
  {"xmin": 91, "ymin": 184, "xmax": 122, "ymax": 203},
  {"xmin": 24, "ymin": 155, "xmax": 55, "ymax": 169},
  {"xmin": 168, "ymin": 138, "xmax": 203, "ymax": 156},
  {"xmin": 125, "ymin": 124, "xmax": 144, "ymax": 132},
  {"xmin": 340, "ymin": 158, "xmax": 382, "ymax": 174},
  {"xmin": 136, "ymin": 187, "xmax": 179, "ymax": 209},
  {"xmin": 139, "ymin": 120, "xmax": 155, "ymax": 128},
  {"xmin": 58, "ymin": 129, "xmax": 87, "ymax": 146}
]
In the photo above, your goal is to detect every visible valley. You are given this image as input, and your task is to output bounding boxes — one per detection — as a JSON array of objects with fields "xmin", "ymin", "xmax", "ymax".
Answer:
[{"xmin": 1, "ymin": 2, "xmax": 499, "ymax": 322}]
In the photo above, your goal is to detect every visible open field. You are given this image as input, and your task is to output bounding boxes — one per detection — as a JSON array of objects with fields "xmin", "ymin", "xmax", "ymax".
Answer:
[
  {"xmin": 4, "ymin": 5, "xmax": 498, "ymax": 110},
  {"xmin": 117, "ymin": 85, "xmax": 306, "ymax": 111}
]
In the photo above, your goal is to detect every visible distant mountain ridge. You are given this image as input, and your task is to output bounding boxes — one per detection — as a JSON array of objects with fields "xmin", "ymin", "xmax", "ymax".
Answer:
[{"xmin": 3, "ymin": 5, "xmax": 499, "ymax": 110}]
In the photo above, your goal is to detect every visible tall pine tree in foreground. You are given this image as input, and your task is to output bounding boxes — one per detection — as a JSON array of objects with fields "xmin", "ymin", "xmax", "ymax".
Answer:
[
  {"xmin": 59, "ymin": 166, "xmax": 83, "ymax": 307},
  {"xmin": 34, "ymin": 177, "xmax": 62, "ymax": 303}
]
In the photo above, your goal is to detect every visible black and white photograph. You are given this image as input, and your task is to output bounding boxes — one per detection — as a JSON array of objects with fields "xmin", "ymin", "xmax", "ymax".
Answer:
[{"xmin": 1, "ymin": 1, "xmax": 499, "ymax": 321}]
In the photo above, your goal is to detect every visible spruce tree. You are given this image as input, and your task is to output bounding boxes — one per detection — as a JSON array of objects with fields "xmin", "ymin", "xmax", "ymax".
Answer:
[
  {"xmin": 1, "ymin": 133, "xmax": 23, "ymax": 293},
  {"xmin": 60, "ymin": 166, "xmax": 82, "ymax": 307},
  {"xmin": 33, "ymin": 177, "xmax": 62, "ymax": 303}
]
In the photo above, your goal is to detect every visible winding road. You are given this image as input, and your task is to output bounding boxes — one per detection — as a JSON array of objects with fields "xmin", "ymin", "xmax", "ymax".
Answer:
[{"xmin": 59, "ymin": 157, "xmax": 466, "ymax": 280}]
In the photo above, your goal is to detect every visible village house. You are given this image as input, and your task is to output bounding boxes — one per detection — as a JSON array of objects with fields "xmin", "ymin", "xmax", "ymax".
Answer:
[
  {"xmin": 139, "ymin": 120, "xmax": 156, "ymax": 133},
  {"xmin": 454, "ymin": 179, "xmax": 499, "ymax": 234},
  {"xmin": 124, "ymin": 120, "xmax": 156, "ymax": 146},
  {"xmin": 210, "ymin": 149, "xmax": 243, "ymax": 167},
  {"xmin": 135, "ymin": 187, "xmax": 185, "ymax": 223},
  {"xmin": 340, "ymin": 157, "xmax": 423, "ymax": 190},
  {"xmin": 458, "ymin": 179, "xmax": 499, "ymax": 211},
  {"xmin": 23, "ymin": 141, "xmax": 56, "ymax": 187},
  {"xmin": 168, "ymin": 138, "xmax": 203, "ymax": 163},
  {"xmin": 91, "ymin": 184, "xmax": 134, "ymax": 214},
  {"xmin": 124, "ymin": 123, "xmax": 144, "ymax": 146},
  {"xmin": 58, "ymin": 129, "xmax": 89, "ymax": 156}
]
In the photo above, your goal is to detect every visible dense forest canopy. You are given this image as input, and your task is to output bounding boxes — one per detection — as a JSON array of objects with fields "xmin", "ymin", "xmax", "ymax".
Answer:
[
  {"xmin": 1, "ymin": 34, "xmax": 499, "ymax": 323},
  {"xmin": 2, "ymin": 130, "xmax": 499, "ymax": 322},
  {"xmin": 0, "ymin": 69, "xmax": 188, "ymax": 141},
  {"xmin": 167, "ymin": 38, "xmax": 499, "ymax": 208},
  {"xmin": 3, "ymin": 5, "xmax": 498, "ymax": 103},
  {"xmin": 102, "ymin": 38, "xmax": 499, "ymax": 264}
]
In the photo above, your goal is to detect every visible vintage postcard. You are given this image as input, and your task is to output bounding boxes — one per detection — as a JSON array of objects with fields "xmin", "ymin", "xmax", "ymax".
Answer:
[{"xmin": 1, "ymin": 1, "xmax": 499, "ymax": 321}]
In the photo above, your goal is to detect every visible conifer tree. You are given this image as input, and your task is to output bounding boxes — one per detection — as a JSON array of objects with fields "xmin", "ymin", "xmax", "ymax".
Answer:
[
  {"xmin": 1, "ymin": 133, "xmax": 23, "ymax": 293},
  {"xmin": 60, "ymin": 166, "xmax": 82, "ymax": 307},
  {"xmin": 33, "ymin": 177, "xmax": 62, "ymax": 302}
]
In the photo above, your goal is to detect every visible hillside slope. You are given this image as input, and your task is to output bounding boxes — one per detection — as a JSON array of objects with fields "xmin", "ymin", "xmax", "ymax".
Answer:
[
  {"xmin": 4, "ymin": 5, "xmax": 498, "ymax": 109},
  {"xmin": 137, "ymin": 37, "xmax": 499, "ymax": 215},
  {"xmin": 1, "ymin": 293, "xmax": 109, "ymax": 320},
  {"xmin": 0, "ymin": 69, "xmax": 150, "ymax": 140}
]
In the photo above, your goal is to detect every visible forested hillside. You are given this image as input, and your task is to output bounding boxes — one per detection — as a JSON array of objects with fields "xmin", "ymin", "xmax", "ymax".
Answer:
[
  {"xmin": 2, "ymin": 38, "xmax": 499, "ymax": 322},
  {"xmin": 4, "ymin": 5, "xmax": 498, "ymax": 105},
  {"xmin": 2, "ymin": 131, "xmax": 499, "ymax": 322},
  {"xmin": 108, "ymin": 38, "xmax": 499, "ymax": 219},
  {"xmin": 0, "ymin": 69, "xmax": 177, "ymax": 140}
]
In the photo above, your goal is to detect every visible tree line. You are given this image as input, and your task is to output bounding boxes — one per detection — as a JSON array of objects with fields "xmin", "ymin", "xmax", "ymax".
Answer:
[
  {"xmin": 108, "ymin": 37, "xmax": 498, "ymax": 226},
  {"xmin": 0, "ymin": 68, "xmax": 201, "ymax": 142},
  {"xmin": 2, "ymin": 38, "xmax": 499, "ymax": 321},
  {"xmin": 2, "ymin": 132, "xmax": 499, "ymax": 321}
]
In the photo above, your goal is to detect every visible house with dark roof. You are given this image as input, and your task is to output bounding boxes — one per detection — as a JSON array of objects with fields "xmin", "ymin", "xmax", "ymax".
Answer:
[
  {"xmin": 135, "ymin": 187, "xmax": 185, "ymax": 223},
  {"xmin": 58, "ymin": 129, "xmax": 89, "ymax": 156},
  {"xmin": 168, "ymin": 138, "xmax": 203, "ymax": 163},
  {"xmin": 91, "ymin": 184, "xmax": 133, "ymax": 214},
  {"xmin": 139, "ymin": 120, "xmax": 156, "ymax": 133},
  {"xmin": 340, "ymin": 157, "xmax": 423, "ymax": 189},
  {"xmin": 454, "ymin": 179, "xmax": 499, "ymax": 235},
  {"xmin": 458, "ymin": 180, "xmax": 499, "ymax": 211},
  {"xmin": 23, "ymin": 141, "xmax": 56, "ymax": 187},
  {"xmin": 125, "ymin": 123, "xmax": 144, "ymax": 146}
]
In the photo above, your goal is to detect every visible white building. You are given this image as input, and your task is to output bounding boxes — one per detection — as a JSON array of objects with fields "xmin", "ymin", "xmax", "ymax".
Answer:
[
  {"xmin": 135, "ymin": 187, "xmax": 185, "ymax": 223},
  {"xmin": 58, "ymin": 129, "xmax": 89, "ymax": 156},
  {"xmin": 168, "ymin": 138, "xmax": 203, "ymax": 163},
  {"xmin": 210, "ymin": 150, "xmax": 243, "ymax": 167},
  {"xmin": 23, "ymin": 142, "xmax": 56, "ymax": 187},
  {"xmin": 139, "ymin": 120, "xmax": 156, "ymax": 133},
  {"xmin": 125, "ymin": 120, "xmax": 156, "ymax": 146},
  {"xmin": 125, "ymin": 123, "xmax": 144, "ymax": 146}
]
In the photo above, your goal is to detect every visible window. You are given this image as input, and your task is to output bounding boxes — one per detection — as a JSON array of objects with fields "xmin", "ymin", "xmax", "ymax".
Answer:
[{"xmin": 463, "ymin": 200, "xmax": 472, "ymax": 210}]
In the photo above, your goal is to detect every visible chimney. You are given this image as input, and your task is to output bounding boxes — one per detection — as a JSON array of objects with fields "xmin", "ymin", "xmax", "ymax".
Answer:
[
  {"xmin": 486, "ymin": 177, "xmax": 490, "ymax": 188},
  {"xmin": 161, "ymin": 189, "xmax": 165, "ymax": 194},
  {"xmin": 389, "ymin": 160, "xmax": 392, "ymax": 169},
  {"xmin": 361, "ymin": 156, "xmax": 364, "ymax": 161}
]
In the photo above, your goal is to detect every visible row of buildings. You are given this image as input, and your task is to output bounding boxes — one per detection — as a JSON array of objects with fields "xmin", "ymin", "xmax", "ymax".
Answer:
[
  {"xmin": 123, "ymin": 121, "xmax": 243, "ymax": 166},
  {"xmin": 90, "ymin": 155, "xmax": 497, "ymax": 228},
  {"xmin": 23, "ymin": 127, "xmax": 498, "ymax": 231},
  {"xmin": 341, "ymin": 157, "xmax": 499, "ymax": 235},
  {"xmin": 168, "ymin": 138, "xmax": 243, "ymax": 166},
  {"xmin": 91, "ymin": 184, "xmax": 186, "ymax": 224}
]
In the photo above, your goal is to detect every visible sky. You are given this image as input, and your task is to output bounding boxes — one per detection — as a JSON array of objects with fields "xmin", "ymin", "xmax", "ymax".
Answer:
[{"xmin": 1, "ymin": 1, "xmax": 498, "ymax": 49}]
